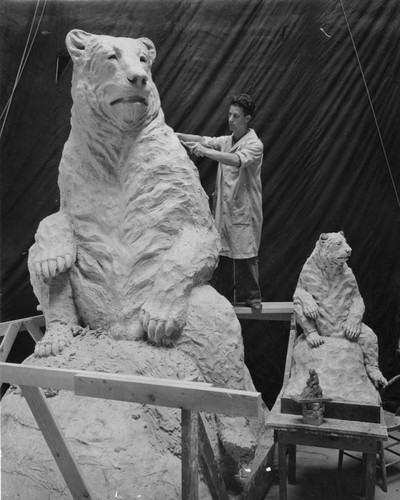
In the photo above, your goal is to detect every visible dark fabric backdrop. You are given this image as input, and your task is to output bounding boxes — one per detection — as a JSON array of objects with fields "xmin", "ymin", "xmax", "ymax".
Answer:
[{"xmin": 1, "ymin": 0, "xmax": 400, "ymax": 407}]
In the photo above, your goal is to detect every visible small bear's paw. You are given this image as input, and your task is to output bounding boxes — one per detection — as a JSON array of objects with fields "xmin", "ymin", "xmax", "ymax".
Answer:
[
  {"xmin": 303, "ymin": 301, "xmax": 319, "ymax": 319},
  {"xmin": 344, "ymin": 320, "xmax": 361, "ymax": 340},
  {"xmin": 305, "ymin": 331, "xmax": 324, "ymax": 348},
  {"xmin": 366, "ymin": 365, "xmax": 388, "ymax": 388}
]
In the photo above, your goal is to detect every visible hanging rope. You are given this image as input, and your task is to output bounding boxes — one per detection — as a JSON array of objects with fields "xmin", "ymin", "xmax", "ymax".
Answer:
[
  {"xmin": 0, "ymin": 0, "xmax": 48, "ymax": 140},
  {"xmin": 339, "ymin": 0, "xmax": 400, "ymax": 210}
]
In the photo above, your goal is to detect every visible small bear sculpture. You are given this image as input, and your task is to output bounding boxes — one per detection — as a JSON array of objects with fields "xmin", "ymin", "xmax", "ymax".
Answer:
[{"xmin": 293, "ymin": 231, "xmax": 387, "ymax": 388}]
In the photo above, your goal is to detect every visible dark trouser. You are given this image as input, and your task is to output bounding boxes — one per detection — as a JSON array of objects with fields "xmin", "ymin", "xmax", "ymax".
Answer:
[{"xmin": 211, "ymin": 255, "xmax": 262, "ymax": 305}]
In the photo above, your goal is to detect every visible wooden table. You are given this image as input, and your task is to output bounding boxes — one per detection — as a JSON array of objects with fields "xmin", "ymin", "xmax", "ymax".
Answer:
[{"xmin": 266, "ymin": 394, "xmax": 388, "ymax": 500}]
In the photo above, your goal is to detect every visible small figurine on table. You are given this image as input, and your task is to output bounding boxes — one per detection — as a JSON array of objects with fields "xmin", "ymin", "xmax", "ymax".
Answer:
[{"xmin": 293, "ymin": 368, "xmax": 331, "ymax": 425}]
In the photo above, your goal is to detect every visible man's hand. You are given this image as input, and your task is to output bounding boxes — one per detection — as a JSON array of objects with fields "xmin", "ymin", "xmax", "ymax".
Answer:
[{"xmin": 190, "ymin": 143, "xmax": 208, "ymax": 157}]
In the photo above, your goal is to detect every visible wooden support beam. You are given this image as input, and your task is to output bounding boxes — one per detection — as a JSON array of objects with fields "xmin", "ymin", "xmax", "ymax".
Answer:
[
  {"xmin": 181, "ymin": 409, "xmax": 199, "ymax": 500},
  {"xmin": 283, "ymin": 315, "xmax": 297, "ymax": 387},
  {"xmin": 0, "ymin": 362, "xmax": 261, "ymax": 416},
  {"xmin": 23, "ymin": 319, "xmax": 44, "ymax": 343},
  {"xmin": 74, "ymin": 371, "xmax": 262, "ymax": 417},
  {"xmin": 0, "ymin": 315, "xmax": 45, "ymax": 335},
  {"xmin": 0, "ymin": 362, "xmax": 212, "ymax": 392},
  {"xmin": 240, "ymin": 443, "xmax": 277, "ymax": 500},
  {"xmin": 0, "ymin": 362, "xmax": 77, "ymax": 391},
  {"xmin": 20, "ymin": 385, "xmax": 94, "ymax": 500},
  {"xmin": 198, "ymin": 414, "xmax": 230, "ymax": 500},
  {"xmin": 234, "ymin": 302, "xmax": 293, "ymax": 321},
  {"xmin": 0, "ymin": 323, "xmax": 21, "ymax": 362}
]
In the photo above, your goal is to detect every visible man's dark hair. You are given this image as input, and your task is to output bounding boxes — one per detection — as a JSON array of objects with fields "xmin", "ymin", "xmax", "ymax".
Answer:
[{"xmin": 231, "ymin": 93, "xmax": 255, "ymax": 117}]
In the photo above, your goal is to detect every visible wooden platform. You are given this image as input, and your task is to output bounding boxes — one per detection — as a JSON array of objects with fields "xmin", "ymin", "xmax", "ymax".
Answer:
[{"xmin": 233, "ymin": 301, "xmax": 293, "ymax": 321}]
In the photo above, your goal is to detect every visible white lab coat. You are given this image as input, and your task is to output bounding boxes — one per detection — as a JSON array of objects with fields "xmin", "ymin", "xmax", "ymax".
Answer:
[{"xmin": 203, "ymin": 129, "xmax": 263, "ymax": 259}]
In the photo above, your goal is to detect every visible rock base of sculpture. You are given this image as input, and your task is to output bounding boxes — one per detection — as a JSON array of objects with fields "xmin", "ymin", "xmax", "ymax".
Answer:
[
  {"xmin": 283, "ymin": 336, "xmax": 380, "ymax": 405},
  {"xmin": 1, "ymin": 330, "xmax": 270, "ymax": 500}
]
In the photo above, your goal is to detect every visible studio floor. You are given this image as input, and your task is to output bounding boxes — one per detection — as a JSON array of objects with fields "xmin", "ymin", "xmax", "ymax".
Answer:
[{"xmin": 264, "ymin": 444, "xmax": 400, "ymax": 500}]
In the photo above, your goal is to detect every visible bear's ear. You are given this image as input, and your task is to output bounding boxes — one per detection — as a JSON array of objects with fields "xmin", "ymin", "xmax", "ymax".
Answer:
[
  {"xmin": 319, "ymin": 233, "xmax": 328, "ymax": 243},
  {"xmin": 66, "ymin": 30, "xmax": 93, "ymax": 61},
  {"xmin": 139, "ymin": 37, "xmax": 156, "ymax": 66},
  {"xmin": 339, "ymin": 230, "xmax": 345, "ymax": 236}
]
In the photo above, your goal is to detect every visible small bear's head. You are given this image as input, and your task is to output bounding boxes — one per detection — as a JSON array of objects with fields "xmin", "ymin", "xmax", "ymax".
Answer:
[{"xmin": 315, "ymin": 231, "xmax": 352, "ymax": 268}]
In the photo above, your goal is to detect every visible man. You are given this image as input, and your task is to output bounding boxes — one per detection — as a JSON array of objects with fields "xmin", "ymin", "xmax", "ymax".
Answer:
[{"xmin": 176, "ymin": 93, "xmax": 263, "ymax": 312}]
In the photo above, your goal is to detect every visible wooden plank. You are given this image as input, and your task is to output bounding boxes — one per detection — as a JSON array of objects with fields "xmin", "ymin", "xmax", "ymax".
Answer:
[
  {"xmin": 234, "ymin": 302, "xmax": 293, "ymax": 321},
  {"xmin": 198, "ymin": 414, "xmax": 230, "ymax": 500},
  {"xmin": 20, "ymin": 384, "xmax": 94, "ymax": 500},
  {"xmin": 0, "ymin": 315, "xmax": 45, "ymax": 334},
  {"xmin": 181, "ymin": 409, "xmax": 199, "ymax": 500},
  {"xmin": 280, "ymin": 397, "xmax": 381, "ymax": 423},
  {"xmin": 0, "ymin": 362, "xmax": 212, "ymax": 394},
  {"xmin": 74, "ymin": 372, "xmax": 262, "ymax": 417},
  {"xmin": 0, "ymin": 362, "xmax": 77, "ymax": 391},
  {"xmin": 240, "ymin": 443, "xmax": 276, "ymax": 500},
  {"xmin": 0, "ymin": 323, "xmax": 21, "ymax": 362},
  {"xmin": 23, "ymin": 319, "xmax": 45, "ymax": 342},
  {"xmin": 283, "ymin": 315, "xmax": 297, "ymax": 387}
]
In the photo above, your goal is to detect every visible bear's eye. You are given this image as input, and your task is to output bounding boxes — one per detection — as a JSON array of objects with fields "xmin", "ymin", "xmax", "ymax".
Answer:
[
  {"xmin": 140, "ymin": 55, "xmax": 147, "ymax": 63},
  {"xmin": 107, "ymin": 53, "xmax": 118, "ymax": 60},
  {"xmin": 336, "ymin": 241, "xmax": 342, "ymax": 246}
]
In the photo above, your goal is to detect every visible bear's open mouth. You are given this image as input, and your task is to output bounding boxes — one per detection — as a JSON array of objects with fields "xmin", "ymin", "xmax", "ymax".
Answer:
[{"xmin": 111, "ymin": 96, "xmax": 148, "ymax": 106}]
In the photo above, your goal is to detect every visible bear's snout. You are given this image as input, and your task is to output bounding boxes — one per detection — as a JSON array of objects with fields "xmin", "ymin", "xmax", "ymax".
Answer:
[
  {"xmin": 127, "ymin": 72, "xmax": 148, "ymax": 87},
  {"xmin": 125, "ymin": 60, "xmax": 148, "ymax": 88}
]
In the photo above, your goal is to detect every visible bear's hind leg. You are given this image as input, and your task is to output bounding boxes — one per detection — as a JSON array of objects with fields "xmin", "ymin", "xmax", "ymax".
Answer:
[
  {"xmin": 30, "ymin": 265, "xmax": 79, "ymax": 357},
  {"xmin": 358, "ymin": 324, "xmax": 388, "ymax": 388}
]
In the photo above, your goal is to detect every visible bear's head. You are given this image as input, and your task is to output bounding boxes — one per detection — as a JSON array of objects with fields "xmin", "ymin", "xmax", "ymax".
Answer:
[
  {"xmin": 66, "ymin": 29, "xmax": 160, "ymax": 130},
  {"xmin": 314, "ymin": 231, "xmax": 352, "ymax": 269}
]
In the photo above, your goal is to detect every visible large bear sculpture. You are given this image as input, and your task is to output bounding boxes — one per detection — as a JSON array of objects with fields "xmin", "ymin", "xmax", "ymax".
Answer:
[
  {"xmin": 27, "ymin": 29, "xmax": 252, "ymax": 391},
  {"xmin": 1, "ymin": 30, "xmax": 267, "ymax": 500}
]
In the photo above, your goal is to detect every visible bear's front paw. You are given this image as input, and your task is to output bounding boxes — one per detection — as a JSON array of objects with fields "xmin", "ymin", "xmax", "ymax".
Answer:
[
  {"xmin": 30, "ymin": 212, "xmax": 76, "ymax": 280},
  {"xmin": 303, "ymin": 301, "xmax": 319, "ymax": 319},
  {"xmin": 305, "ymin": 331, "xmax": 324, "ymax": 348},
  {"xmin": 139, "ymin": 298, "xmax": 187, "ymax": 345},
  {"xmin": 344, "ymin": 320, "xmax": 361, "ymax": 340},
  {"xmin": 33, "ymin": 251, "xmax": 75, "ymax": 280}
]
